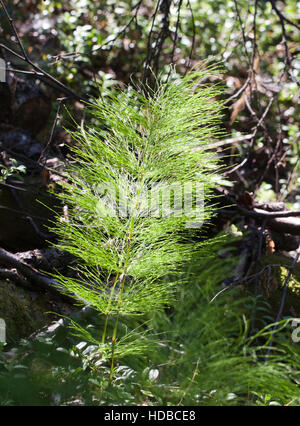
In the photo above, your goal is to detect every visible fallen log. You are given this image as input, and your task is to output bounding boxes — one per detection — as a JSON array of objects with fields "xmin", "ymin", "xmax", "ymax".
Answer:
[{"xmin": 0, "ymin": 247, "xmax": 73, "ymax": 301}]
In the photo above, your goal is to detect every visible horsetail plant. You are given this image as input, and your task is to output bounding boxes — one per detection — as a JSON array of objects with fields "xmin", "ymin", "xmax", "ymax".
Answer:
[{"xmin": 50, "ymin": 67, "xmax": 227, "ymax": 380}]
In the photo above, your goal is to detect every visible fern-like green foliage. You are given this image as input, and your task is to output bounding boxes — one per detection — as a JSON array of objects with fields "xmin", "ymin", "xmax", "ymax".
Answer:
[
  {"xmin": 50, "ymin": 67, "xmax": 227, "ymax": 376},
  {"xmin": 154, "ymin": 265, "xmax": 300, "ymax": 406}
]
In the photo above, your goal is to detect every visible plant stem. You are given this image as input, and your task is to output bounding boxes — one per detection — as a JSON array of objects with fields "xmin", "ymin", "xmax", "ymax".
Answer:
[
  {"xmin": 101, "ymin": 272, "xmax": 120, "ymax": 344},
  {"xmin": 109, "ymin": 168, "xmax": 147, "ymax": 381}
]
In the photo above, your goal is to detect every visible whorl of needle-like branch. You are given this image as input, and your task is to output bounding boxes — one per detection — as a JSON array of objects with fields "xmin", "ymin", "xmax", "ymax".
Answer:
[{"xmin": 50, "ymin": 67, "xmax": 227, "ymax": 365}]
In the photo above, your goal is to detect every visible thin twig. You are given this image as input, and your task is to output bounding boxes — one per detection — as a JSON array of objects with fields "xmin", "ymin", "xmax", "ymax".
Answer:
[
  {"xmin": 270, "ymin": 0, "xmax": 300, "ymax": 31},
  {"xmin": 0, "ymin": 0, "xmax": 91, "ymax": 104},
  {"xmin": 38, "ymin": 97, "xmax": 67, "ymax": 165}
]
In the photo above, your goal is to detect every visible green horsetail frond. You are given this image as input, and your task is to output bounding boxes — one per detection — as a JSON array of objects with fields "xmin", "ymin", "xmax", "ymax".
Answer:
[{"xmin": 50, "ymin": 67, "xmax": 227, "ymax": 376}]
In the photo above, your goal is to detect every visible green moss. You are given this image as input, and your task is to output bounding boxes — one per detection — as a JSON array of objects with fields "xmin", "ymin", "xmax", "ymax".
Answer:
[
  {"xmin": 0, "ymin": 281, "xmax": 36, "ymax": 343},
  {"xmin": 0, "ymin": 281, "xmax": 60, "ymax": 344}
]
